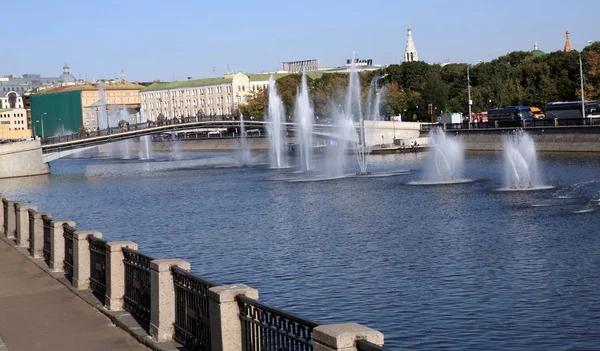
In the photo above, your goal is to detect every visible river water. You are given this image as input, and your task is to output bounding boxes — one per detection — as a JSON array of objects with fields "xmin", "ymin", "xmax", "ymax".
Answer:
[{"xmin": 1, "ymin": 150, "xmax": 600, "ymax": 350}]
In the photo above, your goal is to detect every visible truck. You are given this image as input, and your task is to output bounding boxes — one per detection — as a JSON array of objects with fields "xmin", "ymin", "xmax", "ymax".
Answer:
[{"xmin": 436, "ymin": 112, "xmax": 463, "ymax": 124}]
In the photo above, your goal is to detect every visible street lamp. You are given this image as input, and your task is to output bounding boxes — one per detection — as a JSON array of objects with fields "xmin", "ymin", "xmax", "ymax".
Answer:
[
  {"xmin": 40, "ymin": 112, "xmax": 47, "ymax": 139},
  {"xmin": 579, "ymin": 52, "xmax": 586, "ymax": 120},
  {"xmin": 467, "ymin": 60, "xmax": 482, "ymax": 125}
]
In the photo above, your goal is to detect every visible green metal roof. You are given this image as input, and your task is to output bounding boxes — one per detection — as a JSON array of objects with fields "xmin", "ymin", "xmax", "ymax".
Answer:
[{"xmin": 141, "ymin": 77, "xmax": 234, "ymax": 92}]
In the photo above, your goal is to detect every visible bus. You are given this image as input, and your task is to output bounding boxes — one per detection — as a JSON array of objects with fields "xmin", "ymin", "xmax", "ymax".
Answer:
[
  {"xmin": 487, "ymin": 106, "xmax": 533, "ymax": 126},
  {"xmin": 545, "ymin": 100, "xmax": 600, "ymax": 120}
]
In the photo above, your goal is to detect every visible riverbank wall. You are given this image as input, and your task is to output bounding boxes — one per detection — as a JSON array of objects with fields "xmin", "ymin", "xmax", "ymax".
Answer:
[
  {"xmin": 445, "ymin": 126, "xmax": 600, "ymax": 152},
  {"xmin": 0, "ymin": 140, "xmax": 50, "ymax": 179},
  {"xmin": 0, "ymin": 194, "xmax": 388, "ymax": 351}
]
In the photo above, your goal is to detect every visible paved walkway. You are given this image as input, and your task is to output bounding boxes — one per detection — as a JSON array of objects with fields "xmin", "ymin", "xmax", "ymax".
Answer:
[{"xmin": 0, "ymin": 238, "xmax": 149, "ymax": 351}]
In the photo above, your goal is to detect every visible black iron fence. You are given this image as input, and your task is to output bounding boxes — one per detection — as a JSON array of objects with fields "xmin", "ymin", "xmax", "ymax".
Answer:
[
  {"xmin": 172, "ymin": 266, "xmax": 218, "ymax": 351},
  {"xmin": 237, "ymin": 295, "xmax": 318, "ymax": 351},
  {"xmin": 356, "ymin": 340, "xmax": 391, "ymax": 351},
  {"xmin": 2, "ymin": 200, "xmax": 8, "ymax": 237},
  {"xmin": 28, "ymin": 209, "xmax": 35, "ymax": 256},
  {"xmin": 88, "ymin": 236, "xmax": 107, "ymax": 302},
  {"xmin": 123, "ymin": 247, "xmax": 154, "ymax": 323},
  {"xmin": 42, "ymin": 214, "xmax": 52, "ymax": 265},
  {"xmin": 63, "ymin": 224, "xmax": 76, "ymax": 280}
]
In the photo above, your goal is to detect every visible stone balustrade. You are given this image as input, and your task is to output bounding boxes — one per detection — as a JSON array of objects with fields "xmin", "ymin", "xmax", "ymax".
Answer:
[{"xmin": 0, "ymin": 194, "xmax": 388, "ymax": 351}]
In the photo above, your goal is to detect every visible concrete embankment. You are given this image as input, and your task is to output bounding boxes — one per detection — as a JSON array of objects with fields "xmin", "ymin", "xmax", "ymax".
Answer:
[
  {"xmin": 451, "ymin": 126, "xmax": 600, "ymax": 152},
  {"xmin": 0, "ymin": 140, "xmax": 50, "ymax": 179}
]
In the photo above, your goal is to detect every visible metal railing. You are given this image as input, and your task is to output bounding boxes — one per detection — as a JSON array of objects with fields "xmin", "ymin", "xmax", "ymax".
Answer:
[
  {"xmin": 42, "ymin": 214, "xmax": 52, "ymax": 265},
  {"xmin": 28, "ymin": 209, "xmax": 35, "ymax": 256},
  {"xmin": 237, "ymin": 295, "xmax": 319, "ymax": 351},
  {"xmin": 356, "ymin": 340, "xmax": 391, "ymax": 351},
  {"xmin": 40, "ymin": 115, "xmax": 234, "ymax": 146},
  {"xmin": 123, "ymin": 247, "xmax": 154, "ymax": 323},
  {"xmin": 63, "ymin": 224, "xmax": 76, "ymax": 280},
  {"xmin": 88, "ymin": 236, "xmax": 107, "ymax": 302},
  {"xmin": 172, "ymin": 266, "xmax": 218, "ymax": 351}
]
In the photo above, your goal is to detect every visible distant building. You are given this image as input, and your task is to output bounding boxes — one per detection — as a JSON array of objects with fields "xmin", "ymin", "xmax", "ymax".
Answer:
[
  {"xmin": 30, "ymin": 82, "xmax": 143, "ymax": 137},
  {"xmin": 280, "ymin": 59, "xmax": 320, "ymax": 73},
  {"xmin": 404, "ymin": 27, "xmax": 419, "ymax": 62},
  {"xmin": 140, "ymin": 73, "xmax": 252, "ymax": 121},
  {"xmin": 564, "ymin": 28, "xmax": 572, "ymax": 52},
  {"xmin": 531, "ymin": 43, "xmax": 545, "ymax": 57},
  {"xmin": 321, "ymin": 58, "xmax": 384, "ymax": 73},
  {"xmin": 0, "ymin": 64, "xmax": 79, "ymax": 95}
]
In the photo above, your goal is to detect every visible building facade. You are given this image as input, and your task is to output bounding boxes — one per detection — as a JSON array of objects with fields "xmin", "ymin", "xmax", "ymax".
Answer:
[
  {"xmin": 30, "ymin": 82, "xmax": 143, "ymax": 137},
  {"xmin": 0, "ymin": 91, "xmax": 30, "ymax": 140},
  {"xmin": 140, "ymin": 73, "xmax": 251, "ymax": 120},
  {"xmin": 404, "ymin": 27, "xmax": 419, "ymax": 62},
  {"xmin": 280, "ymin": 59, "xmax": 319, "ymax": 73}
]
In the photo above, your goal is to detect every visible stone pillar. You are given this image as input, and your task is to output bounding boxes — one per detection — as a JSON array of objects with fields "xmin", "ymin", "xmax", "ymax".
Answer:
[
  {"xmin": 3, "ymin": 199, "xmax": 16, "ymax": 239},
  {"xmin": 49, "ymin": 220, "xmax": 75, "ymax": 272},
  {"xmin": 209, "ymin": 284, "xmax": 259, "ymax": 351},
  {"xmin": 105, "ymin": 241, "xmax": 138, "ymax": 311},
  {"xmin": 149, "ymin": 259, "xmax": 191, "ymax": 342},
  {"xmin": 15, "ymin": 203, "xmax": 36, "ymax": 248},
  {"xmin": 313, "ymin": 323, "xmax": 384, "ymax": 351},
  {"xmin": 72, "ymin": 230, "xmax": 102, "ymax": 290},
  {"xmin": 29, "ymin": 211, "xmax": 51, "ymax": 258}
]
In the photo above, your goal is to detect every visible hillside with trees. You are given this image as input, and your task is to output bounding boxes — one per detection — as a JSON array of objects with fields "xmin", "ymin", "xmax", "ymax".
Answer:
[{"xmin": 241, "ymin": 42, "xmax": 600, "ymax": 122}]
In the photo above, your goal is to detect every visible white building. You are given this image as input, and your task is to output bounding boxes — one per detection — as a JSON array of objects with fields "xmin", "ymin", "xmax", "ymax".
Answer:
[
  {"xmin": 140, "ymin": 73, "xmax": 252, "ymax": 120},
  {"xmin": 0, "ymin": 91, "xmax": 28, "ymax": 133},
  {"xmin": 403, "ymin": 27, "xmax": 419, "ymax": 62}
]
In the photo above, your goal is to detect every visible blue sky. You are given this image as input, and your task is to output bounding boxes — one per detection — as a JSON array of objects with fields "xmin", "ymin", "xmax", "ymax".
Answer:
[{"xmin": 3, "ymin": 0, "xmax": 598, "ymax": 82}]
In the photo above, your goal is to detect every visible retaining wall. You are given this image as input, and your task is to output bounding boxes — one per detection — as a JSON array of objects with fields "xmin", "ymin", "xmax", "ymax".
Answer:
[{"xmin": 0, "ymin": 140, "xmax": 50, "ymax": 179}]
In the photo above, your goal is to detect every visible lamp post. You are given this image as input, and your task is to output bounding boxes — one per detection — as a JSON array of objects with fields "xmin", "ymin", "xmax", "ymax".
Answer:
[
  {"xmin": 467, "ymin": 60, "xmax": 482, "ymax": 125},
  {"xmin": 579, "ymin": 52, "xmax": 586, "ymax": 120},
  {"xmin": 40, "ymin": 112, "xmax": 47, "ymax": 139}
]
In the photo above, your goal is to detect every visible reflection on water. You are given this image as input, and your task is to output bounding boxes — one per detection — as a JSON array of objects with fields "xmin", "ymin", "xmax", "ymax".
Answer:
[{"xmin": 1, "ymin": 150, "xmax": 600, "ymax": 350}]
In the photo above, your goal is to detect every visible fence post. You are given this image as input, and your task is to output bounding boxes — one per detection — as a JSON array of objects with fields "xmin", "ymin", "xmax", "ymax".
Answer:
[
  {"xmin": 313, "ymin": 323, "xmax": 384, "ymax": 351},
  {"xmin": 208, "ymin": 284, "xmax": 259, "ymax": 351},
  {"xmin": 30, "ymin": 212, "xmax": 51, "ymax": 258},
  {"xmin": 50, "ymin": 220, "xmax": 75, "ymax": 272},
  {"xmin": 105, "ymin": 241, "xmax": 138, "ymax": 311},
  {"xmin": 15, "ymin": 203, "xmax": 36, "ymax": 248},
  {"xmin": 3, "ymin": 199, "xmax": 16, "ymax": 239},
  {"xmin": 149, "ymin": 259, "xmax": 191, "ymax": 342},
  {"xmin": 72, "ymin": 230, "xmax": 102, "ymax": 290}
]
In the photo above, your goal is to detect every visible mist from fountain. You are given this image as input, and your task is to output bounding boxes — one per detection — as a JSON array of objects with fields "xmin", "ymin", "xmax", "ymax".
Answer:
[
  {"xmin": 422, "ymin": 127, "xmax": 466, "ymax": 183},
  {"xmin": 295, "ymin": 74, "xmax": 314, "ymax": 172},
  {"xmin": 138, "ymin": 110, "xmax": 153, "ymax": 160},
  {"xmin": 503, "ymin": 129, "xmax": 544, "ymax": 189},
  {"xmin": 238, "ymin": 113, "xmax": 250, "ymax": 166},
  {"xmin": 267, "ymin": 76, "xmax": 287, "ymax": 168}
]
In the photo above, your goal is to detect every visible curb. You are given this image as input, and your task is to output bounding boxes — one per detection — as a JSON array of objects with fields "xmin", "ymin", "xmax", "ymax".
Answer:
[{"xmin": 0, "ymin": 237, "xmax": 187, "ymax": 351}]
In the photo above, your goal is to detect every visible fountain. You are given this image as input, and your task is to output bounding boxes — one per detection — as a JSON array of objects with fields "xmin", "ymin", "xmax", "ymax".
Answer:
[
  {"xmin": 238, "ymin": 112, "xmax": 251, "ymax": 166},
  {"xmin": 295, "ymin": 73, "xmax": 314, "ymax": 172},
  {"xmin": 137, "ymin": 109, "xmax": 153, "ymax": 160},
  {"xmin": 502, "ymin": 129, "xmax": 550, "ymax": 190},
  {"xmin": 409, "ymin": 127, "xmax": 473, "ymax": 185},
  {"xmin": 267, "ymin": 76, "xmax": 288, "ymax": 168}
]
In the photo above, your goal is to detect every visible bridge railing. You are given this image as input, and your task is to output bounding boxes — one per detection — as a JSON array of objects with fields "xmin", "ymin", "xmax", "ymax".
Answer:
[
  {"xmin": 1, "ymin": 194, "xmax": 389, "ymax": 350},
  {"xmin": 40, "ymin": 115, "xmax": 235, "ymax": 146}
]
